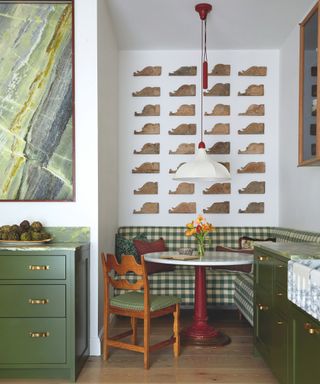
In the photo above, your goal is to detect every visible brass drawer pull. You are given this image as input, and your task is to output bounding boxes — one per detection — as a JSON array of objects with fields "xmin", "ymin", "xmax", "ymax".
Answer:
[
  {"xmin": 29, "ymin": 331, "xmax": 50, "ymax": 338},
  {"xmin": 28, "ymin": 265, "xmax": 50, "ymax": 271},
  {"xmin": 277, "ymin": 321, "xmax": 285, "ymax": 325},
  {"xmin": 258, "ymin": 256, "xmax": 268, "ymax": 261},
  {"xmin": 28, "ymin": 299, "xmax": 49, "ymax": 305},
  {"xmin": 258, "ymin": 304, "xmax": 269, "ymax": 311},
  {"xmin": 304, "ymin": 323, "xmax": 320, "ymax": 335},
  {"xmin": 277, "ymin": 264, "xmax": 285, "ymax": 269},
  {"xmin": 276, "ymin": 293, "xmax": 284, "ymax": 296}
]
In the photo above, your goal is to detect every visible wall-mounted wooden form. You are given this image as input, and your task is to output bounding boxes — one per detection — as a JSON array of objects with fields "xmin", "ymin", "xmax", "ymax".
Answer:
[
  {"xmin": 169, "ymin": 66, "xmax": 197, "ymax": 76},
  {"xmin": 170, "ymin": 104, "xmax": 195, "ymax": 116},
  {"xmin": 134, "ymin": 182, "xmax": 158, "ymax": 195},
  {"xmin": 203, "ymin": 183, "xmax": 231, "ymax": 194},
  {"xmin": 169, "ymin": 162, "xmax": 186, "ymax": 174},
  {"xmin": 169, "ymin": 124, "xmax": 196, "ymax": 135},
  {"xmin": 238, "ymin": 84, "xmax": 264, "ymax": 96},
  {"xmin": 205, "ymin": 104, "xmax": 230, "ymax": 116},
  {"xmin": 204, "ymin": 83, "xmax": 230, "ymax": 96},
  {"xmin": 203, "ymin": 201, "xmax": 230, "ymax": 214},
  {"xmin": 132, "ymin": 87, "xmax": 160, "ymax": 97},
  {"xmin": 209, "ymin": 64, "xmax": 231, "ymax": 76},
  {"xmin": 239, "ymin": 181, "xmax": 265, "ymax": 194},
  {"xmin": 239, "ymin": 104, "xmax": 265, "ymax": 116},
  {"xmin": 169, "ymin": 143, "xmax": 195, "ymax": 154},
  {"xmin": 133, "ymin": 66, "xmax": 162, "ymax": 76},
  {"xmin": 238, "ymin": 66, "xmax": 267, "ymax": 76},
  {"xmin": 238, "ymin": 123, "xmax": 264, "ymax": 135},
  {"xmin": 134, "ymin": 123, "xmax": 160, "ymax": 135},
  {"xmin": 135, "ymin": 104, "xmax": 160, "ymax": 116},
  {"xmin": 207, "ymin": 142, "xmax": 230, "ymax": 154},
  {"xmin": 220, "ymin": 162, "xmax": 230, "ymax": 172},
  {"xmin": 238, "ymin": 143, "xmax": 264, "ymax": 154},
  {"xmin": 205, "ymin": 123, "xmax": 230, "ymax": 135},
  {"xmin": 133, "ymin": 202, "xmax": 159, "ymax": 214},
  {"xmin": 169, "ymin": 183, "xmax": 195, "ymax": 194},
  {"xmin": 169, "ymin": 202, "xmax": 196, "ymax": 214},
  {"xmin": 237, "ymin": 162, "xmax": 265, "ymax": 173},
  {"xmin": 169, "ymin": 84, "xmax": 196, "ymax": 96},
  {"xmin": 132, "ymin": 162, "xmax": 160, "ymax": 173},
  {"xmin": 239, "ymin": 202, "xmax": 264, "ymax": 213},
  {"xmin": 134, "ymin": 143, "xmax": 160, "ymax": 154}
]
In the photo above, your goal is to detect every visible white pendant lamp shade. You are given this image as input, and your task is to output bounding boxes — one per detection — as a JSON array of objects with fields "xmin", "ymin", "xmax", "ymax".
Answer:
[{"xmin": 173, "ymin": 146, "xmax": 231, "ymax": 182}]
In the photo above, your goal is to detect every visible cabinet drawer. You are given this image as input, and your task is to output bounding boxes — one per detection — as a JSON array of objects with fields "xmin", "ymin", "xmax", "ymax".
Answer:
[
  {"xmin": 255, "ymin": 253, "xmax": 273, "ymax": 292},
  {"xmin": 274, "ymin": 259, "xmax": 287, "ymax": 286},
  {"xmin": 274, "ymin": 283, "xmax": 289, "ymax": 315},
  {"xmin": 0, "ymin": 318, "xmax": 66, "ymax": 364},
  {"xmin": 0, "ymin": 255, "xmax": 65, "ymax": 280},
  {"xmin": 0, "ymin": 285, "xmax": 65, "ymax": 317}
]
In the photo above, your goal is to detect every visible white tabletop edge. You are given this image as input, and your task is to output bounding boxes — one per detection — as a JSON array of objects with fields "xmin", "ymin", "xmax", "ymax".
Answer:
[{"xmin": 143, "ymin": 251, "xmax": 253, "ymax": 266}]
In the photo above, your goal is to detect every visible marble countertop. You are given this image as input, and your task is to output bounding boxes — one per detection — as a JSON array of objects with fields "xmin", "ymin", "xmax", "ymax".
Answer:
[
  {"xmin": 0, "ymin": 242, "xmax": 89, "ymax": 252},
  {"xmin": 254, "ymin": 242, "xmax": 320, "ymax": 260}
]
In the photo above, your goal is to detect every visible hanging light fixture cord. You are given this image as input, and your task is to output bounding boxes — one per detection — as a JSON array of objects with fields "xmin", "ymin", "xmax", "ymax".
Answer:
[{"xmin": 200, "ymin": 18, "xmax": 204, "ymax": 145}]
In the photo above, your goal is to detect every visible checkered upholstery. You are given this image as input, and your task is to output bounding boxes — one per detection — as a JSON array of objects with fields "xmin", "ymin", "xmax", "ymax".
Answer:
[
  {"xmin": 118, "ymin": 226, "xmax": 273, "ymax": 251},
  {"xmin": 114, "ymin": 268, "xmax": 238, "ymax": 306},
  {"xmin": 234, "ymin": 272, "xmax": 254, "ymax": 326},
  {"xmin": 115, "ymin": 226, "xmax": 320, "ymax": 308},
  {"xmin": 271, "ymin": 227, "xmax": 320, "ymax": 243}
]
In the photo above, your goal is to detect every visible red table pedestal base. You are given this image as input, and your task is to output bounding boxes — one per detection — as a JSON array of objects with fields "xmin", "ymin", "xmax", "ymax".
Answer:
[
  {"xmin": 181, "ymin": 265, "xmax": 231, "ymax": 346},
  {"xmin": 181, "ymin": 324, "xmax": 231, "ymax": 346}
]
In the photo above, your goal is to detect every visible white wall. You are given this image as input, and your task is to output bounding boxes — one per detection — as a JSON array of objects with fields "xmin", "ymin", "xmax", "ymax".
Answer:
[
  {"xmin": 0, "ymin": 0, "xmax": 101, "ymax": 355},
  {"xmin": 119, "ymin": 50, "xmax": 279, "ymax": 227},
  {"xmin": 97, "ymin": 0, "xmax": 119, "ymax": 341},
  {"xmin": 279, "ymin": 26, "xmax": 320, "ymax": 231}
]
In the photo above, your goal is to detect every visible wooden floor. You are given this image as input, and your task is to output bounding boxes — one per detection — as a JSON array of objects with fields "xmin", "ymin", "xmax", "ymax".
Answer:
[{"xmin": 0, "ymin": 310, "xmax": 277, "ymax": 384}]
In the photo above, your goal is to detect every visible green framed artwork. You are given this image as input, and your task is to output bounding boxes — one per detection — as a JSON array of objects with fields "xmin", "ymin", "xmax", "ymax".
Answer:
[{"xmin": 0, "ymin": 0, "xmax": 74, "ymax": 201}]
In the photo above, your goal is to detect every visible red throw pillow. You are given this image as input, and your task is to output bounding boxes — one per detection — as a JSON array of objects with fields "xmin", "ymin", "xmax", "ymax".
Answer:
[
  {"xmin": 133, "ymin": 238, "xmax": 175, "ymax": 274},
  {"xmin": 215, "ymin": 245, "xmax": 253, "ymax": 273}
]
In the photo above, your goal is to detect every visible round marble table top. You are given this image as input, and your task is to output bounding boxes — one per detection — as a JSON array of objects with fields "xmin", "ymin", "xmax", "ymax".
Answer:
[{"xmin": 143, "ymin": 251, "xmax": 253, "ymax": 267}]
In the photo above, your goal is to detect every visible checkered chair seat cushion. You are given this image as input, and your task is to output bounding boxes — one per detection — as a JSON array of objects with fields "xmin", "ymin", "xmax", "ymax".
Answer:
[
  {"xmin": 234, "ymin": 272, "xmax": 254, "ymax": 326},
  {"xmin": 110, "ymin": 291, "xmax": 181, "ymax": 312},
  {"xmin": 114, "ymin": 267, "xmax": 239, "ymax": 306}
]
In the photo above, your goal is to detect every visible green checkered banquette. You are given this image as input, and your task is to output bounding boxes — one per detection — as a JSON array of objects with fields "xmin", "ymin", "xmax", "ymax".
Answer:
[
  {"xmin": 115, "ymin": 226, "xmax": 272, "ymax": 307},
  {"xmin": 114, "ymin": 226, "xmax": 320, "ymax": 309}
]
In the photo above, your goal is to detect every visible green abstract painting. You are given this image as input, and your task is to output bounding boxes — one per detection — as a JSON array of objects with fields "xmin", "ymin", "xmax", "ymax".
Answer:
[{"xmin": 0, "ymin": 1, "xmax": 73, "ymax": 200}]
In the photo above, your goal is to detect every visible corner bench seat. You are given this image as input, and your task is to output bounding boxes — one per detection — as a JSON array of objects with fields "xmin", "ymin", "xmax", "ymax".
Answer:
[
  {"xmin": 115, "ymin": 226, "xmax": 320, "ymax": 325},
  {"xmin": 114, "ymin": 268, "xmax": 239, "ymax": 306}
]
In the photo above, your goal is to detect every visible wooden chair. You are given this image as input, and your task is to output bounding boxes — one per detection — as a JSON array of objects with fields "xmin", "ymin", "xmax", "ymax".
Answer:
[{"xmin": 101, "ymin": 253, "xmax": 181, "ymax": 369}]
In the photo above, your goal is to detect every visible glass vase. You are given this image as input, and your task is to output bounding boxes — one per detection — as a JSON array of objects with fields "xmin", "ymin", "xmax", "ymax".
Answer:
[{"xmin": 197, "ymin": 238, "xmax": 205, "ymax": 257}]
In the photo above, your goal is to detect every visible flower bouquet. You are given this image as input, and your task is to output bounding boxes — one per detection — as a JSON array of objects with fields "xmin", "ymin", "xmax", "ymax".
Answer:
[{"xmin": 185, "ymin": 215, "xmax": 215, "ymax": 257}]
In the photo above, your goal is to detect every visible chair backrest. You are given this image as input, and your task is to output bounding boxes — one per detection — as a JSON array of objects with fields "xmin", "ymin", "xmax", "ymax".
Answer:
[{"xmin": 101, "ymin": 253, "xmax": 150, "ymax": 310}]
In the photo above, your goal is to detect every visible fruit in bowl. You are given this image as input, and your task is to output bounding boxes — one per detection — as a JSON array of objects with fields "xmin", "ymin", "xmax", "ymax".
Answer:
[{"xmin": 0, "ymin": 220, "xmax": 51, "ymax": 242}]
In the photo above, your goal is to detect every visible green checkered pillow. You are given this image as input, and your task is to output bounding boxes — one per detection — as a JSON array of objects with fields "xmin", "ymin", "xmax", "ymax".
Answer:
[{"xmin": 115, "ymin": 233, "xmax": 148, "ymax": 262}]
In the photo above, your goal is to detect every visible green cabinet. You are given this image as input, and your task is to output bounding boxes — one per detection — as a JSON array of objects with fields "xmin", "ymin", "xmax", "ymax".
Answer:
[
  {"xmin": 254, "ymin": 244, "xmax": 320, "ymax": 384},
  {"xmin": 0, "ymin": 243, "xmax": 89, "ymax": 381},
  {"xmin": 292, "ymin": 306, "xmax": 320, "ymax": 384}
]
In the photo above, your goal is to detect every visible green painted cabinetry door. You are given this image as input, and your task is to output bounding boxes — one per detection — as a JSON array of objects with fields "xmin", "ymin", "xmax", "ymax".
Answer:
[
  {"xmin": 271, "ymin": 313, "xmax": 289, "ymax": 384},
  {"xmin": 292, "ymin": 306, "xmax": 320, "ymax": 384}
]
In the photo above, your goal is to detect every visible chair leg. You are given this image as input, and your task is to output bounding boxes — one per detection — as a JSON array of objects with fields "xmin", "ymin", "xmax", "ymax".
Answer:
[
  {"xmin": 238, "ymin": 310, "xmax": 243, "ymax": 321},
  {"xmin": 143, "ymin": 315, "xmax": 150, "ymax": 369},
  {"xmin": 103, "ymin": 309, "xmax": 110, "ymax": 360},
  {"xmin": 173, "ymin": 304, "xmax": 180, "ymax": 357},
  {"xmin": 131, "ymin": 316, "xmax": 137, "ymax": 345}
]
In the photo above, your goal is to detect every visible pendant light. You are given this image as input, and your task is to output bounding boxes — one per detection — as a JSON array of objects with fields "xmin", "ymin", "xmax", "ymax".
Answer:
[{"xmin": 173, "ymin": 3, "xmax": 231, "ymax": 182}]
